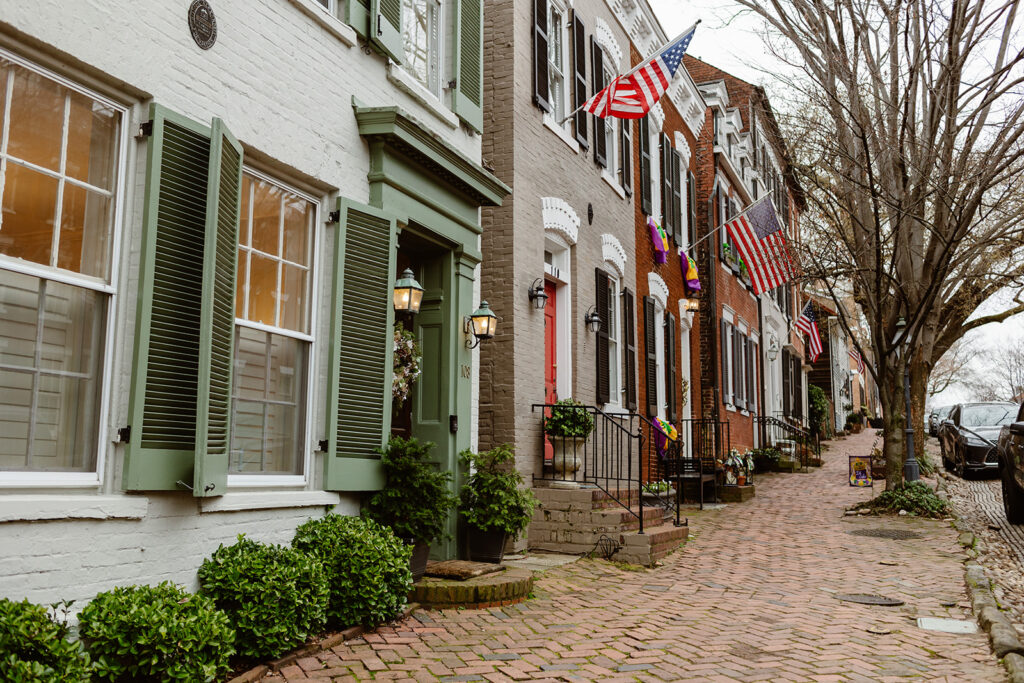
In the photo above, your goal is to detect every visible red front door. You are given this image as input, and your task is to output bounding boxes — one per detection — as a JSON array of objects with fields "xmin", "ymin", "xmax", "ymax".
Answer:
[{"xmin": 543, "ymin": 281, "xmax": 557, "ymax": 463}]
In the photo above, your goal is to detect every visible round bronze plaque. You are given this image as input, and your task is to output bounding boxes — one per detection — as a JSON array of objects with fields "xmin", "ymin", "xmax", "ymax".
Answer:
[{"xmin": 188, "ymin": 0, "xmax": 217, "ymax": 50}]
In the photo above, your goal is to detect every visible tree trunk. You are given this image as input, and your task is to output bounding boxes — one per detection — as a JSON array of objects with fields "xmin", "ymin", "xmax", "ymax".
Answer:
[
  {"xmin": 910, "ymin": 360, "xmax": 929, "ymax": 467},
  {"xmin": 877, "ymin": 370, "xmax": 905, "ymax": 491}
]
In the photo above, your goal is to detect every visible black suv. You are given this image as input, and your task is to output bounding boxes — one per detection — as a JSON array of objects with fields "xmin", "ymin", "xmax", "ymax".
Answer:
[
  {"xmin": 940, "ymin": 402, "xmax": 1017, "ymax": 477},
  {"xmin": 998, "ymin": 402, "xmax": 1024, "ymax": 523}
]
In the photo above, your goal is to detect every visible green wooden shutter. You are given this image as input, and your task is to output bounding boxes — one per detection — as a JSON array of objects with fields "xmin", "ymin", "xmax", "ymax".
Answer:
[
  {"xmin": 453, "ymin": 0, "xmax": 484, "ymax": 132},
  {"xmin": 370, "ymin": 0, "xmax": 403, "ymax": 63},
  {"xmin": 325, "ymin": 198, "xmax": 397, "ymax": 491},
  {"xmin": 193, "ymin": 119, "xmax": 242, "ymax": 497},
  {"xmin": 124, "ymin": 106, "xmax": 241, "ymax": 495},
  {"xmin": 346, "ymin": 0, "xmax": 370, "ymax": 37}
]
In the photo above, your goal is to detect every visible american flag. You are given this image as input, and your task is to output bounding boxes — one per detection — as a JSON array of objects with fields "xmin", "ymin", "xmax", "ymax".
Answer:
[
  {"xmin": 795, "ymin": 301, "xmax": 822, "ymax": 362},
  {"xmin": 849, "ymin": 347, "xmax": 865, "ymax": 374},
  {"xmin": 724, "ymin": 197, "xmax": 797, "ymax": 295},
  {"xmin": 583, "ymin": 25, "xmax": 697, "ymax": 119}
]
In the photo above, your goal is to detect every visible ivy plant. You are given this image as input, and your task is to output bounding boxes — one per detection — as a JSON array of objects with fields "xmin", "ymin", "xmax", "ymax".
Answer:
[
  {"xmin": 0, "ymin": 598, "xmax": 92, "ymax": 682},
  {"xmin": 543, "ymin": 398, "xmax": 595, "ymax": 439},
  {"xmin": 458, "ymin": 444, "xmax": 537, "ymax": 537},
  {"xmin": 808, "ymin": 384, "xmax": 831, "ymax": 437}
]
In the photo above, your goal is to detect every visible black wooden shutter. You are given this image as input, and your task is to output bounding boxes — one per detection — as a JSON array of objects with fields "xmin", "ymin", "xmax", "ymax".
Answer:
[
  {"xmin": 533, "ymin": 0, "xmax": 551, "ymax": 112},
  {"xmin": 660, "ymin": 134, "xmax": 672, "ymax": 237},
  {"xmin": 733, "ymin": 328, "xmax": 744, "ymax": 410},
  {"xmin": 687, "ymin": 170, "xmax": 697, "ymax": 247},
  {"xmin": 666, "ymin": 312, "xmax": 677, "ymax": 422},
  {"xmin": 620, "ymin": 119, "xmax": 632, "ymax": 195},
  {"xmin": 571, "ymin": 11, "xmax": 588, "ymax": 149},
  {"xmin": 782, "ymin": 348, "xmax": 792, "ymax": 417},
  {"xmin": 720, "ymin": 319, "xmax": 730, "ymax": 406},
  {"xmin": 639, "ymin": 116, "xmax": 652, "ymax": 214},
  {"xmin": 745, "ymin": 337, "xmax": 755, "ymax": 414},
  {"xmin": 671, "ymin": 150, "xmax": 683, "ymax": 244},
  {"xmin": 595, "ymin": 269, "xmax": 610, "ymax": 404},
  {"xmin": 793, "ymin": 356, "xmax": 803, "ymax": 419},
  {"xmin": 644, "ymin": 296, "xmax": 657, "ymax": 417},
  {"xmin": 623, "ymin": 288, "xmax": 637, "ymax": 411},
  {"xmin": 591, "ymin": 38, "xmax": 606, "ymax": 167}
]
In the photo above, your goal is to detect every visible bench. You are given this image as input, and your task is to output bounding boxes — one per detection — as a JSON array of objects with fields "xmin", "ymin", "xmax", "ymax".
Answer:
[{"xmin": 659, "ymin": 442, "xmax": 719, "ymax": 509}]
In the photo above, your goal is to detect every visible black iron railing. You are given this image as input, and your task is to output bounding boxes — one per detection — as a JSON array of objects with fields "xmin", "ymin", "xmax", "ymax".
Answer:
[{"xmin": 756, "ymin": 416, "xmax": 819, "ymax": 470}]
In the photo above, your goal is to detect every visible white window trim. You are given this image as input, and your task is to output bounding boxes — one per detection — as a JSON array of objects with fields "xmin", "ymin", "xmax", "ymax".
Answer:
[
  {"xmin": 0, "ymin": 50, "xmax": 130, "ymax": 488},
  {"xmin": 677, "ymin": 311, "xmax": 693, "ymax": 456},
  {"xmin": 545, "ymin": 0, "xmax": 571, "ymax": 125},
  {"xmin": 286, "ymin": 0, "xmax": 358, "ymax": 47},
  {"xmin": 654, "ymin": 299, "xmax": 666, "ymax": 420},
  {"xmin": 650, "ymin": 125, "xmax": 662, "ymax": 222},
  {"xmin": 544, "ymin": 234, "xmax": 572, "ymax": 400},
  {"xmin": 543, "ymin": 115, "xmax": 580, "ymax": 153},
  {"xmin": 228, "ymin": 167, "xmax": 322, "ymax": 487},
  {"xmin": 387, "ymin": 61, "xmax": 459, "ymax": 130},
  {"xmin": 604, "ymin": 274, "xmax": 623, "ymax": 412}
]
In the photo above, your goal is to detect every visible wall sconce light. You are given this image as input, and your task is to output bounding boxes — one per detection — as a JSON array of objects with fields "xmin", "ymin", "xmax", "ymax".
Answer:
[
  {"xmin": 465, "ymin": 301, "xmax": 498, "ymax": 348},
  {"xmin": 767, "ymin": 337, "xmax": 780, "ymax": 361},
  {"xmin": 684, "ymin": 297, "xmax": 700, "ymax": 313},
  {"xmin": 584, "ymin": 306, "xmax": 602, "ymax": 333},
  {"xmin": 527, "ymin": 278, "xmax": 549, "ymax": 310},
  {"xmin": 393, "ymin": 268, "xmax": 424, "ymax": 313}
]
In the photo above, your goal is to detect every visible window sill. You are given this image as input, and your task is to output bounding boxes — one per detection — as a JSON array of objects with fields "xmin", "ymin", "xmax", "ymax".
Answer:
[
  {"xmin": 228, "ymin": 474, "xmax": 307, "ymax": 488},
  {"xmin": 386, "ymin": 62, "xmax": 459, "ymax": 130},
  {"xmin": 725, "ymin": 404, "xmax": 737, "ymax": 413},
  {"xmin": 286, "ymin": 0, "xmax": 357, "ymax": 47},
  {"xmin": 740, "ymin": 409, "xmax": 750, "ymax": 417},
  {"xmin": 542, "ymin": 114, "xmax": 580, "ymax": 153},
  {"xmin": 0, "ymin": 471, "xmax": 102, "ymax": 488},
  {"xmin": 200, "ymin": 490, "xmax": 341, "ymax": 513},
  {"xmin": 0, "ymin": 495, "xmax": 147, "ymax": 524},
  {"xmin": 602, "ymin": 171, "xmax": 627, "ymax": 199}
]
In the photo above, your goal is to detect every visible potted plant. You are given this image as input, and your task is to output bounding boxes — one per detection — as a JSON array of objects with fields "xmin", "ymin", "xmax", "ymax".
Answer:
[
  {"xmin": 458, "ymin": 445, "xmax": 537, "ymax": 563},
  {"xmin": 724, "ymin": 449, "xmax": 743, "ymax": 485},
  {"xmin": 543, "ymin": 398, "xmax": 595, "ymax": 487},
  {"xmin": 750, "ymin": 447, "xmax": 781, "ymax": 473},
  {"xmin": 366, "ymin": 437, "xmax": 457, "ymax": 581}
]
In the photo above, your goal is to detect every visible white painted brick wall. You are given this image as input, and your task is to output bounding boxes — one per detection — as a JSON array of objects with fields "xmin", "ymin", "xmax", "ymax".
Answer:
[{"xmin": 0, "ymin": 0, "xmax": 480, "ymax": 608}]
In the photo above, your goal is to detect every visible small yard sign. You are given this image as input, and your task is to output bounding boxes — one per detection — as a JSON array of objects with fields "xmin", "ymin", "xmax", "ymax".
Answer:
[{"xmin": 849, "ymin": 455, "xmax": 872, "ymax": 487}]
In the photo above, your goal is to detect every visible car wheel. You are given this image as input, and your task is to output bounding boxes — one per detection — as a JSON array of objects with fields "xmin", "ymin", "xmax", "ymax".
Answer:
[
  {"xmin": 1002, "ymin": 464, "xmax": 1024, "ymax": 524},
  {"xmin": 954, "ymin": 448, "xmax": 966, "ymax": 478}
]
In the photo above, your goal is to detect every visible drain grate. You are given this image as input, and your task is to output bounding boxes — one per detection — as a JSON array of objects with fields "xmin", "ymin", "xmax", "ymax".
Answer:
[
  {"xmin": 848, "ymin": 528, "xmax": 923, "ymax": 540},
  {"xmin": 836, "ymin": 593, "xmax": 905, "ymax": 606}
]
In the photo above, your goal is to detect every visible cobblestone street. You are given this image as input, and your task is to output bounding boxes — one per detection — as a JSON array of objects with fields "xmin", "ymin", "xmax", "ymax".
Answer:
[{"xmin": 266, "ymin": 430, "xmax": 1003, "ymax": 682}]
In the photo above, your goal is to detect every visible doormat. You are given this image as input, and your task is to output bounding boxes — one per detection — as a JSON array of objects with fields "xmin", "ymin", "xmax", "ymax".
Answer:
[{"xmin": 425, "ymin": 560, "xmax": 505, "ymax": 581}]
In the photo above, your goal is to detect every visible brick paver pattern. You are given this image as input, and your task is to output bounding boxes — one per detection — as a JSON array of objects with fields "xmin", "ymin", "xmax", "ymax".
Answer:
[{"xmin": 266, "ymin": 431, "xmax": 1004, "ymax": 682}]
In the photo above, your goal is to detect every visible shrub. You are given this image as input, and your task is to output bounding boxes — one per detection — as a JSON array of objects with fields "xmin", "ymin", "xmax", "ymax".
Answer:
[
  {"xmin": 808, "ymin": 384, "xmax": 830, "ymax": 436},
  {"xmin": 857, "ymin": 481, "xmax": 949, "ymax": 518},
  {"xmin": 543, "ymin": 398, "xmax": 595, "ymax": 438},
  {"xmin": 198, "ymin": 536, "xmax": 328, "ymax": 660},
  {"xmin": 847, "ymin": 412, "xmax": 863, "ymax": 425},
  {"xmin": 366, "ymin": 437, "xmax": 457, "ymax": 544},
  {"xmin": 458, "ymin": 444, "xmax": 537, "ymax": 537},
  {"xmin": 293, "ymin": 515, "xmax": 412, "ymax": 628},
  {"xmin": 79, "ymin": 583, "xmax": 233, "ymax": 682},
  {"xmin": 750, "ymin": 447, "xmax": 781, "ymax": 473},
  {"xmin": 0, "ymin": 599, "xmax": 91, "ymax": 682}
]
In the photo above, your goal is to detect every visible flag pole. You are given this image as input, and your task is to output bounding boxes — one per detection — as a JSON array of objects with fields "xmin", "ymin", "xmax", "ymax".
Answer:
[{"xmin": 558, "ymin": 19, "xmax": 701, "ymax": 126}]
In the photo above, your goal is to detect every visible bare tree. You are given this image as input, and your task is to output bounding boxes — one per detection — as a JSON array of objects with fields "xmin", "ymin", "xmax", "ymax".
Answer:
[
  {"xmin": 964, "ymin": 339, "xmax": 1024, "ymax": 402},
  {"xmin": 927, "ymin": 338, "xmax": 971, "ymax": 397},
  {"xmin": 732, "ymin": 0, "xmax": 1024, "ymax": 488}
]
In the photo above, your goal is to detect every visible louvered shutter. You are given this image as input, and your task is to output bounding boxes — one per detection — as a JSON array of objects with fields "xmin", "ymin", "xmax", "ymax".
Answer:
[
  {"xmin": 533, "ymin": 0, "xmax": 551, "ymax": 112},
  {"xmin": 346, "ymin": 0, "xmax": 370, "ymax": 37},
  {"xmin": 666, "ymin": 312, "xmax": 677, "ymax": 422},
  {"xmin": 644, "ymin": 296, "xmax": 657, "ymax": 417},
  {"xmin": 571, "ymin": 11, "xmax": 588, "ymax": 148},
  {"xmin": 620, "ymin": 119, "xmax": 632, "ymax": 195},
  {"xmin": 124, "ymin": 105, "xmax": 241, "ymax": 494},
  {"xmin": 622, "ymin": 288, "xmax": 637, "ymax": 411},
  {"xmin": 782, "ymin": 348, "xmax": 792, "ymax": 417},
  {"xmin": 369, "ymin": 0, "xmax": 403, "ymax": 63},
  {"xmin": 595, "ymin": 269, "xmax": 610, "ymax": 404},
  {"xmin": 591, "ymin": 38, "xmax": 606, "ymax": 167},
  {"xmin": 745, "ymin": 337, "xmax": 755, "ymax": 415},
  {"xmin": 793, "ymin": 356, "xmax": 803, "ymax": 419},
  {"xmin": 720, "ymin": 319, "xmax": 730, "ymax": 406},
  {"xmin": 687, "ymin": 170, "xmax": 697, "ymax": 246},
  {"xmin": 639, "ymin": 115, "xmax": 652, "ymax": 214},
  {"xmin": 325, "ymin": 199, "xmax": 397, "ymax": 491},
  {"xmin": 660, "ymin": 134, "xmax": 672, "ymax": 235},
  {"xmin": 671, "ymin": 151, "xmax": 683, "ymax": 244},
  {"xmin": 733, "ymin": 328, "xmax": 745, "ymax": 410},
  {"xmin": 453, "ymin": 0, "xmax": 484, "ymax": 132}
]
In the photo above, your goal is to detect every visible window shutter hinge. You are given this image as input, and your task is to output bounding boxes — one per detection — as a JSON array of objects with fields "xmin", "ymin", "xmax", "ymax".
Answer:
[
  {"xmin": 317, "ymin": 439, "xmax": 329, "ymax": 453},
  {"xmin": 136, "ymin": 121, "xmax": 153, "ymax": 139},
  {"xmin": 327, "ymin": 211, "xmax": 340, "ymax": 224},
  {"xmin": 446, "ymin": 79, "xmax": 457, "ymax": 90},
  {"xmin": 116, "ymin": 426, "xmax": 131, "ymax": 443}
]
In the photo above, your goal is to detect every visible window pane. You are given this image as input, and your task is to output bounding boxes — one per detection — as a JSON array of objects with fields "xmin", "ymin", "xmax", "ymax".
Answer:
[
  {"xmin": 281, "ymin": 194, "xmax": 311, "ymax": 266},
  {"xmin": 57, "ymin": 183, "xmax": 112, "ymax": 277},
  {"xmin": 247, "ymin": 253, "xmax": 278, "ymax": 327},
  {"xmin": 402, "ymin": 0, "xmax": 438, "ymax": 95},
  {"xmin": 65, "ymin": 92, "xmax": 119, "ymax": 191},
  {"xmin": 6, "ymin": 65, "xmax": 64, "ymax": 172},
  {"xmin": 0, "ymin": 271, "xmax": 103, "ymax": 472},
  {"xmin": 238, "ymin": 175, "xmax": 253, "ymax": 248},
  {"xmin": 0, "ymin": 162, "xmax": 58, "ymax": 267},
  {"xmin": 251, "ymin": 179, "xmax": 281, "ymax": 256},
  {"xmin": 230, "ymin": 328, "xmax": 306, "ymax": 475},
  {"xmin": 235, "ymin": 249, "xmax": 247, "ymax": 319},
  {"xmin": 279, "ymin": 264, "xmax": 307, "ymax": 333}
]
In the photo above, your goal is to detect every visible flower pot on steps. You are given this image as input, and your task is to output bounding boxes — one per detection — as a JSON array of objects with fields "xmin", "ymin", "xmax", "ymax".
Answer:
[
  {"xmin": 410, "ymin": 540, "xmax": 430, "ymax": 582},
  {"xmin": 467, "ymin": 526, "xmax": 508, "ymax": 564}
]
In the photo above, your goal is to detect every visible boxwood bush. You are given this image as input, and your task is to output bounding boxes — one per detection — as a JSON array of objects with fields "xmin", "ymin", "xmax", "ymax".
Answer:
[
  {"xmin": 78, "ymin": 582, "xmax": 233, "ymax": 682},
  {"xmin": 292, "ymin": 514, "xmax": 412, "ymax": 627},
  {"xmin": 0, "ymin": 598, "xmax": 91, "ymax": 682},
  {"xmin": 198, "ymin": 535, "xmax": 329, "ymax": 660}
]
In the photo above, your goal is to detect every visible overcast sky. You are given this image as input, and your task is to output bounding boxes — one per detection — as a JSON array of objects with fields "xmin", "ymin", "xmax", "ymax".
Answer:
[{"xmin": 649, "ymin": 0, "xmax": 1024, "ymax": 409}]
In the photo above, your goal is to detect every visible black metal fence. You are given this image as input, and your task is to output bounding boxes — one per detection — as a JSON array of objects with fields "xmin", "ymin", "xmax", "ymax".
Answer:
[{"xmin": 756, "ymin": 416, "xmax": 819, "ymax": 470}]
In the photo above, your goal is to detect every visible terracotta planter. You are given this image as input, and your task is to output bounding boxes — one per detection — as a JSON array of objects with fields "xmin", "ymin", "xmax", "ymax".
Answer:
[
  {"xmin": 409, "ymin": 540, "xmax": 430, "ymax": 582},
  {"xmin": 737, "ymin": 475, "xmax": 747, "ymax": 486},
  {"xmin": 467, "ymin": 526, "xmax": 508, "ymax": 564}
]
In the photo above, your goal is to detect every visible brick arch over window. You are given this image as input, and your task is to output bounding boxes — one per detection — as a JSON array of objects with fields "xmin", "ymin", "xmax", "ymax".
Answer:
[
  {"xmin": 647, "ymin": 272, "xmax": 669, "ymax": 310},
  {"xmin": 541, "ymin": 196, "xmax": 579, "ymax": 245},
  {"xmin": 594, "ymin": 18, "xmax": 624, "ymax": 71}
]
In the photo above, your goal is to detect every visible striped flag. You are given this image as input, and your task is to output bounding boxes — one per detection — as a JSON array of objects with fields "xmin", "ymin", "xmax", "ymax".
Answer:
[
  {"xmin": 724, "ymin": 197, "xmax": 797, "ymax": 295},
  {"xmin": 583, "ymin": 25, "xmax": 697, "ymax": 119},
  {"xmin": 795, "ymin": 301, "xmax": 822, "ymax": 362},
  {"xmin": 849, "ymin": 348, "xmax": 865, "ymax": 374}
]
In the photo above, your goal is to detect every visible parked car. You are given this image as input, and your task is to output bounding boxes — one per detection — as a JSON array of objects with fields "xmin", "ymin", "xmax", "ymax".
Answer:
[
  {"xmin": 998, "ymin": 403, "xmax": 1024, "ymax": 523},
  {"xmin": 929, "ymin": 405, "xmax": 953, "ymax": 436},
  {"xmin": 941, "ymin": 402, "xmax": 1018, "ymax": 477}
]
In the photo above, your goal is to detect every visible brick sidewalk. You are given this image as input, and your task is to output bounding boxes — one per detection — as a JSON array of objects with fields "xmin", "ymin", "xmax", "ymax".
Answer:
[{"xmin": 265, "ymin": 430, "xmax": 1003, "ymax": 682}]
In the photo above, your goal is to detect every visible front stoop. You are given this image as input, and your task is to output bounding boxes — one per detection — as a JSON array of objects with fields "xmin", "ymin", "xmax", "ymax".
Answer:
[
  {"xmin": 719, "ymin": 485, "xmax": 755, "ymax": 502},
  {"xmin": 527, "ymin": 487, "xmax": 689, "ymax": 567},
  {"xmin": 409, "ymin": 567, "xmax": 533, "ymax": 609}
]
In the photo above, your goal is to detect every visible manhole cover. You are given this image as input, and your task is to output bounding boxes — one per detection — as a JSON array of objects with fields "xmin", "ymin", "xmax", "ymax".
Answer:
[
  {"xmin": 917, "ymin": 617, "xmax": 978, "ymax": 634},
  {"xmin": 848, "ymin": 528, "xmax": 923, "ymax": 540},
  {"xmin": 836, "ymin": 593, "xmax": 905, "ymax": 606}
]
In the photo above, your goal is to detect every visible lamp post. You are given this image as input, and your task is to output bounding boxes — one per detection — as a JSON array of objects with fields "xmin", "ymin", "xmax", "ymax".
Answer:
[{"xmin": 894, "ymin": 317, "xmax": 919, "ymax": 482}]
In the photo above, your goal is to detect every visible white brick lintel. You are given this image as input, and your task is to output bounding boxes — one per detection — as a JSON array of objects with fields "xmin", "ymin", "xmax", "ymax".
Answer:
[{"xmin": 0, "ymin": 495, "xmax": 148, "ymax": 523}]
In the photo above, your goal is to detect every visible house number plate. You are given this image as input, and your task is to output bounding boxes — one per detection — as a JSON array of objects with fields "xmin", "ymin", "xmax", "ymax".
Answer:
[
  {"xmin": 188, "ymin": 0, "xmax": 217, "ymax": 50},
  {"xmin": 461, "ymin": 364, "xmax": 471, "ymax": 378}
]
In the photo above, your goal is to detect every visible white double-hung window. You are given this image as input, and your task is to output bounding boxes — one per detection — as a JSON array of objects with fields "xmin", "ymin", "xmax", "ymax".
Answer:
[
  {"xmin": 0, "ymin": 53, "xmax": 125, "ymax": 483},
  {"xmin": 231, "ymin": 171, "xmax": 317, "ymax": 481},
  {"xmin": 547, "ymin": 1, "xmax": 567, "ymax": 124},
  {"xmin": 606, "ymin": 274, "xmax": 621, "ymax": 406},
  {"xmin": 402, "ymin": 0, "xmax": 443, "ymax": 98}
]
